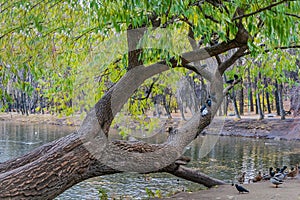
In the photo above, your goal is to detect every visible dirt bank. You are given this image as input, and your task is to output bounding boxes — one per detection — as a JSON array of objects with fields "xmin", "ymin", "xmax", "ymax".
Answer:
[
  {"xmin": 0, "ymin": 112, "xmax": 82, "ymax": 126},
  {"xmin": 218, "ymin": 118, "xmax": 300, "ymax": 141}
]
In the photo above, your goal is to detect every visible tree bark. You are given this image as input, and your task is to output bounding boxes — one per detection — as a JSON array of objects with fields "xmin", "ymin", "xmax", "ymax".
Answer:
[
  {"xmin": 247, "ymin": 66, "xmax": 254, "ymax": 112},
  {"xmin": 230, "ymin": 88, "xmax": 241, "ymax": 119},
  {"xmin": 264, "ymin": 77, "xmax": 272, "ymax": 114},
  {"xmin": 238, "ymin": 81, "xmax": 244, "ymax": 115},
  {"xmin": 274, "ymin": 81, "xmax": 280, "ymax": 116},
  {"xmin": 254, "ymin": 77, "xmax": 264, "ymax": 120},
  {"xmin": 278, "ymin": 83, "xmax": 285, "ymax": 120}
]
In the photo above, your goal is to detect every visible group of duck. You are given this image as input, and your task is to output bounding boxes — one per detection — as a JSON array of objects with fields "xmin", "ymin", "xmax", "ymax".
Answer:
[{"xmin": 233, "ymin": 164, "xmax": 299, "ymax": 194}]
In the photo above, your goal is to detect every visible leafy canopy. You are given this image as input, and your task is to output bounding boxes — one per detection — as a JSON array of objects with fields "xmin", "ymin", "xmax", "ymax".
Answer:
[{"xmin": 0, "ymin": 0, "xmax": 299, "ymax": 115}]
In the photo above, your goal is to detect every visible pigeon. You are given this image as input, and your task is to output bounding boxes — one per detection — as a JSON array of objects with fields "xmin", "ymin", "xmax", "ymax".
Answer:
[
  {"xmin": 200, "ymin": 99, "xmax": 212, "ymax": 117},
  {"xmin": 200, "ymin": 105, "xmax": 208, "ymax": 116},
  {"xmin": 235, "ymin": 184, "xmax": 249, "ymax": 194}
]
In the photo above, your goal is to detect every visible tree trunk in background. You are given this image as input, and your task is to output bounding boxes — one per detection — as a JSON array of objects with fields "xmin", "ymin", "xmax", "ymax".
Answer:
[
  {"xmin": 262, "ymin": 86, "xmax": 265, "ymax": 113},
  {"xmin": 254, "ymin": 77, "xmax": 264, "ymax": 119},
  {"xmin": 230, "ymin": 88, "xmax": 241, "ymax": 119},
  {"xmin": 274, "ymin": 81, "xmax": 280, "ymax": 116},
  {"xmin": 253, "ymin": 78, "xmax": 258, "ymax": 114},
  {"xmin": 278, "ymin": 83, "xmax": 285, "ymax": 120},
  {"xmin": 264, "ymin": 77, "xmax": 271, "ymax": 114},
  {"xmin": 247, "ymin": 66, "xmax": 254, "ymax": 112},
  {"xmin": 238, "ymin": 80, "xmax": 244, "ymax": 115}
]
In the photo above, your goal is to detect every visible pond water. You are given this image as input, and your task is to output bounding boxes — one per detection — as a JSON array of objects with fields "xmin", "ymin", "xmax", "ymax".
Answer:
[{"xmin": 1, "ymin": 121, "xmax": 300, "ymax": 199}]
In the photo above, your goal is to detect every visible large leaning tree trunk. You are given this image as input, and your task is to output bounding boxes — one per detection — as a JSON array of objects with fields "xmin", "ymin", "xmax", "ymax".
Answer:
[{"xmin": 0, "ymin": 23, "xmax": 249, "ymax": 199}]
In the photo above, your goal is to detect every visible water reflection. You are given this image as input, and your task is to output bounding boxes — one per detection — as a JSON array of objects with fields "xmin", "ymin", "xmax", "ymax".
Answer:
[
  {"xmin": 186, "ymin": 136, "xmax": 300, "ymax": 183},
  {"xmin": 0, "ymin": 121, "xmax": 74, "ymax": 162},
  {"xmin": 0, "ymin": 121, "xmax": 300, "ymax": 199}
]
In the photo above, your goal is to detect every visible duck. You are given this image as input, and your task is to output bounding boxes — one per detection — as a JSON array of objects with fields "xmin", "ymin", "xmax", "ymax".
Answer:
[
  {"xmin": 270, "ymin": 177, "xmax": 283, "ymax": 188},
  {"xmin": 235, "ymin": 184, "xmax": 249, "ymax": 194},
  {"xmin": 274, "ymin": 166, "xmax": 288, "ymax": 180},
  {"xmin": 237, "ymin": 172, "xmax": 246, "ymax": 184},
  {"xmin": 263, "ymin": 167, "xmax": 275, "ymax": 180},
  {"xmin": 252, "ymin": 171, "xmax": 262, "ymax": 182},
  {"xmin": 287, "ymin": 164, "xmax": 299, "ymax": 178},
  {"xmin": 279, "ymin": 166, "xmax": 287, "ymax": 173}
]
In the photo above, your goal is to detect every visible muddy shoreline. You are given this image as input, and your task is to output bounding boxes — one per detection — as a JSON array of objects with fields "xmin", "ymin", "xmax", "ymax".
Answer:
[{"xmin": 217, "ymin": 118, "xmax": 300, "ymax": 141}]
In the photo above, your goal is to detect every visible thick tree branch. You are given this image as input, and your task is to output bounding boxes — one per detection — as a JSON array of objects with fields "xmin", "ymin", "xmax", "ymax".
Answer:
[
  {"xmin": 218, "ymin": 45, "xmax": 248, "ymax": 74},
  {"xmin": 166, "ymin": 166, "xmax": 226, "ymax": 187},
  {"xmin": 127, "ymin": 26, "xmax": 147, "ymax": 70}
]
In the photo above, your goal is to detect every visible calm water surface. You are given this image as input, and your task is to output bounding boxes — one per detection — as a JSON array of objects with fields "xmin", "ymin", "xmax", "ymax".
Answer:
[{"xmin": 1, "ymin": 121, "xmax": 300, "ymax": 199}]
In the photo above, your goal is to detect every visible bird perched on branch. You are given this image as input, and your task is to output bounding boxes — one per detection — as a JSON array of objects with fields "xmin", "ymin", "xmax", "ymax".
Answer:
[
  {"xmin": 235, "ymin": 184, "xmax": 249, "ymax": 194},
  {"xmin": 200, "ymin": 99, "xmax": 212, "ymax": 117}
]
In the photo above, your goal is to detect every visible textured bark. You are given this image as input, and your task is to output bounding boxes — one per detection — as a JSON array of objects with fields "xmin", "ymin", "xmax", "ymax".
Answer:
[
  {"xmin": 247, "ymin": 66, "xmax": 254, "ymax": 112},
  {"xmin": 253, "ymin": 76, "xmax": 264, "ymax": 120},
  {"xmin": 167, "ymin": 166, "xmax": 225, "ymax": 188},
  {"xmin": 278, "ymin": 83, "xmax": 286, "ymax": 120},
  {"xmin": 230, "ymin": 88, "xmax": 241, "ymax": 119},
  {"xmin": 237, "ymin": 78, "xmax": 244, "ymax": 115},
  {"xmin": 274, "ymin": 81, "xmax": 281, "ymax": 115},
  {"xmin": 264, "ymin": 77, "xmax": 272, "ymax": 114}
]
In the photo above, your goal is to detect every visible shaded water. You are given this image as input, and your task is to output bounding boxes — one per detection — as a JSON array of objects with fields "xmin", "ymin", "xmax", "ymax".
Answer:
[{"xmin": 1, "ymin": 121, "xmax": 300, "ymax": 199}]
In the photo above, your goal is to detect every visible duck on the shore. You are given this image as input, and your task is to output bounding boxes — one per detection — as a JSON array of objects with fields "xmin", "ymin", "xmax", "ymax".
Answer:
[
  {"xmin": 235, "ymin": 184, "xmax": 249, "ymax": 194},
  {"xmin": 287, "ymin": 164, "xmax": 299, "ymax": 178},
  {"xmin": 252, "ymin": 171, "xmax": 262, "ymax": 182},
  {"xmin": 263, "ymin": 167, "xmax": 275, "ymax": 180},
  {"xmin": 279, "ymin": 166, "xmax": 287, "ymax": 173},
  {"xmin": 270, "ymin": 177, "xmax": 284, "ymax": 188},
  {"xmin": 274, "ymin": 166, "xmax": 287, "ymax": 180},
  {"xmin": 237, "ymin": 172, "xmax": 246, "ymax": 184}
]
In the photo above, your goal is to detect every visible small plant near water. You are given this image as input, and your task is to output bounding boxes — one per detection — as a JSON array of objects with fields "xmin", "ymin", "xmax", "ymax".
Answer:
[
  {"xmin": 98, "ymin": 188, "xmax": 108, "ymax": 200},
  {"xmin": 145, "ymin": 188, "xmax": 162, "ymax": 198}
]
